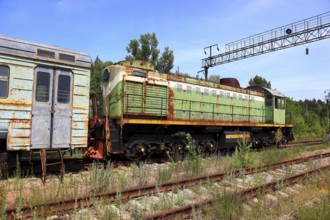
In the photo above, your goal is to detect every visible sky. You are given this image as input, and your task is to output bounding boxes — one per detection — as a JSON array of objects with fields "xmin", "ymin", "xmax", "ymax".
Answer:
[{"xmin": 0, "ymin": 0, "xmax": 329, "ymax": 101}]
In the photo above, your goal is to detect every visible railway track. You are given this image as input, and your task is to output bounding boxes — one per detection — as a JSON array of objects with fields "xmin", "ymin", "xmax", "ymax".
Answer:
[
  {"xmin": 5, "ymin": 151, "xmax": 330, "ymax": 219},
  {"xmin": 281, "ymin": 139, "xmax": 323, "ymax": 148},
  {"xmin": 144, "ymin": 164, "xmax": 330, "ymax": 220}
]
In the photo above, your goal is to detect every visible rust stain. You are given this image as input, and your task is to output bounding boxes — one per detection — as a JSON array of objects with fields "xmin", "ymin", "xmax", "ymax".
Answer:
[
  {"xmin": 122, "ymin": 118, "xmax": 294, "ymax": 128},
  {"xmin": 168, "ymin": 88, "xmax": 174, "ymax": 119},
  {"xmin": 7, "ymin": 119, "xmax": 31, "ymax": 151},
  {"xmin": 0, "ymin": 100, "xmax": 32, "ymax": 106},
  {"xmin": 73, "ymin": 105, "xmax": 89, "ymax": 110}
]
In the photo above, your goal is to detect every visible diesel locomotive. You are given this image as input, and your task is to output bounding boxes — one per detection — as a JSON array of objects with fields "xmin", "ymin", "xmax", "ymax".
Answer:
[
  {"xmin": 0, "ymin": 35, "xmax": 294, "ymax": 168},
  {"xmin": 85, "ymin": 60, "xmax": 294, "ymax": 160}
]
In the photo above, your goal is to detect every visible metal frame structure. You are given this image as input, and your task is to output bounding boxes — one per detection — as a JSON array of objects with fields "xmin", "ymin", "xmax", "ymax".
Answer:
[{"xmin": 202, "ymin": 11, "xmax": 330, "ymax": 69}]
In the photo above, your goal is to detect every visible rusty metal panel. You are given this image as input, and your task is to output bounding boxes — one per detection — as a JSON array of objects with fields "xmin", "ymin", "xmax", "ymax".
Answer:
[
  {"xmin": 7, "ymin": 120, "xmax": 31, "ymax": 150},
  {"xmin": 71, "ymin": 108, "xmax": 88, "ymax": 148},
  {"xmin": 72, "ymin": 72, "xmax": 90, "ymax": 108}
]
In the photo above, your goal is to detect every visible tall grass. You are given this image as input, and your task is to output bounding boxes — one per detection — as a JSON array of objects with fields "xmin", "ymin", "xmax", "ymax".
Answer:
[{"xmin": 89, "ymin": 161, "xmax": 113, "ymax": 193}]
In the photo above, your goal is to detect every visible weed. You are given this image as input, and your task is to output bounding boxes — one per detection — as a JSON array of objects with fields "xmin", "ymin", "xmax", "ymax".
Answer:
[
  {"xmin": 232, "ymin": 138, "xmax": 253, "ymax": 168},
  {"xmin": 203, "ymin": 190, "xmax": 243, "ymax": 219},
  {"xmin": 156, "ymin": 166, "xmax": 172, "ymax": 185},
  {"xmin": 182, "ymin": 133, "xmax": 204, "ymax": 177},
  {"xmin": 89, "ymin": 161, "xmax": 113, "ymax": 193},
  {"xmin": 132, "ymin": 162, "xmax": 151, "ymax": 186},
  {"xmin": 0, "ymin": 182, "xmax": 6, "ymax": 220}
]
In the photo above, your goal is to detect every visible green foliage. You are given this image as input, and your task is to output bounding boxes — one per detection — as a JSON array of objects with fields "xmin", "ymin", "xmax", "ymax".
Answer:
[
  {"xmin": 248, "ymin": 75, "xmax": 271, "ymax": 88},
  {"xmin": 155, "ymin": 46, "xmax": 174, "ymax": 73},
  {"xmin": 204, "ymin": 190, "xmax": 243, "ymax": 219},
  {"xmin": 89, "ymin": 162, "xmax": 113, "ymax": 193},
  {"xmin": 126, "ymin": 32, "xmax": 174, "ymax": 73},
  {"xmin": 286, "ymin": 98, "xmax": 328, "ymax": 138},
  {"xmin": 232, "ymin": 138, "xmax": 253, "ymax": 168},
  {"xmin": 183, "ymin": 133, "xmax": 203, "ymax": 176},
  {"xmin": 0, "ymin": 183, "xmax": 5, "ymax": 219},
  {"xmin": 90, "ymin": 56, "xmax": 112, "ymax": 115},
  {"xmin": 208, "ymin": 74, "xmax": 220, "ymax": 83}
]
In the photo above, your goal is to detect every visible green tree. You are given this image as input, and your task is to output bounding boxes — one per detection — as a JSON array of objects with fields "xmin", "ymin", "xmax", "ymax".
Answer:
[
  {"xmin": 90, "ymin": 56, "xmax": 112, "ymax": 115},
  {"xmin": 248, "ymin": 75, "xmax": 271, "ymax": 88},
  {"xmin": 155, "ymin": 46, "xmax": 174, "ymax": 73},
  {"xmin": 208, "ymin": 75, "xmax": 220, "ymax": 83},
  {"xmin": 126, "ymin": 33, "xmax": 174, "ymax": 73}
]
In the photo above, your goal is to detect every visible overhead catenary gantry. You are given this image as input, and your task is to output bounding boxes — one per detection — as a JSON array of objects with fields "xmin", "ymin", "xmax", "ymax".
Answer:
[{"xmin": 202, "ymin": 11, "xmax": 330, "ymax": 80}]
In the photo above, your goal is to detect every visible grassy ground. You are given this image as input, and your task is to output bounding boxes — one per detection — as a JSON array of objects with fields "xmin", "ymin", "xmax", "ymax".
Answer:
[{"xmin": 0, "ymin": 142, "xmax": 329, "ymax": 219}]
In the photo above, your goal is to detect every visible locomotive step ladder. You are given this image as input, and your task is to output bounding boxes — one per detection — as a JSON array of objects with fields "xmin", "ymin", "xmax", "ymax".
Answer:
[{"xmin": 29, "ymin": 149, "xmax": 65, "ymax": 184}]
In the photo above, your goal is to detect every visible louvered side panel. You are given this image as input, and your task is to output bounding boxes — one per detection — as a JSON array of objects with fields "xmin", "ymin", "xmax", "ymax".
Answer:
[
  {"xmin": 145, "ymin": 85, "xmax": 167, "ymax": 115},
  {"xmin": 124, "ymin": 81, "xmax": 143, "ymax": 114}
]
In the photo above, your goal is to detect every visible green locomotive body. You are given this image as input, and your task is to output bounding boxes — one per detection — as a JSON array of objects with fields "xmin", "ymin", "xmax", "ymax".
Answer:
[{"xmin": 88, "ymin": 60, "xmax": 293, "ymax": 159}]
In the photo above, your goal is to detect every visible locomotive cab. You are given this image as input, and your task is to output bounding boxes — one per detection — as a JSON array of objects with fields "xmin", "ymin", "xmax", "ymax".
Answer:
[{"xmin": 247, "ymin": 86, "xmax": 287, "ymax": 124}]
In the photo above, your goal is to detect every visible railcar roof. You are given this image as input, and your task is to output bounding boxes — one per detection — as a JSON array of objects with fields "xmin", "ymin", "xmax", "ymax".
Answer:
[{"xmin": 0, "ymin": 34, "xmax": 91, "ymax": 68}]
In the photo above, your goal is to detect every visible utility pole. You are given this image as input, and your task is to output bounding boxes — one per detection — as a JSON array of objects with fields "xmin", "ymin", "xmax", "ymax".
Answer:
[
  {"xmin": 325, "ymin": 90, "xmax": 330, "ymax": 129},
  {"xmin": 203, "ymin": 44, "xmax": 219, "ymax": 81}
]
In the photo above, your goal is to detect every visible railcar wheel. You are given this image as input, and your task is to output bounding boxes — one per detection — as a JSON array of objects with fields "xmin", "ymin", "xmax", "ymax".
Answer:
[
  {"xmin": 200, "ymin": 139, "xmax": 217, "ymax": 156},
  {"xmin": 125, "ymin": 141, "xmax": 151, "ymax": 161},
  {"xmin": 169, "ymin": 142, "xmax": 186, "ymax": 162}
]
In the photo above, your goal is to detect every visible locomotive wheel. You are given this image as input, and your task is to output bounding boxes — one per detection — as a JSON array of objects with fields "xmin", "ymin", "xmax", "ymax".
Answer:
[
  {"xmin": 200, "ymin": 139, "xmax": 217, "ymax": 156},
  {"xmin": 126, "ymin": 141, "xmax": 151, "ymax": 161},
  {"xmin": 169, "ymin": 142, "xmax": 186, "ymax": 162}
]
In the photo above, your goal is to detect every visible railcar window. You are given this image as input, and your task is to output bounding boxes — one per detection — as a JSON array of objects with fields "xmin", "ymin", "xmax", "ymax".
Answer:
[
  {"xmin": 187, "ymin": 85, "xmax": 192, "ymax": 94},
  {"xmin": 233, "ymin": 93, "xmax": 237, "ymax": 99},
  {"xmin": 57, "ymin": 75, "xmax": 71, "ymax": 103},
  {"xmin": 37, "ymin": 49, "xmax": 55, "ymax": 59},
  {"xmin": 59, "ymin": 53, "xmax": 75, "ymax": 62},
  {"xmin": 176, "ymin": 84, "xmax": 183, "ymax": 92},
  {"xmin": 36, "ymin": 72, "xmax": 50, "ymax": 102},
  {"xmin": 212, "ymin": 90, "xmax": 217, "ymax": 97},
  {"xmin": 132, "ymin": 70, "xmax": 146, "ymax": 78},
  {"xmin": 220, "ymin": 91, "xmax": 224, "ymax": 97},
  {"xmin": 204, "ymin": 89, "xmax": 209, "ymax": 95},
  {"xmin": 0, "ymin": 66, "xmax": 9, "ymax": 98},
  {"xmin": 196, "ymin": 87, "xmax": 201, "ymax": 95}
]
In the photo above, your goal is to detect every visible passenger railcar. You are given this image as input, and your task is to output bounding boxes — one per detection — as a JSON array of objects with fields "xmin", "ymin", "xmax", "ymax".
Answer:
[
  {"xmin": 0, "ymin": 35, "xmax": 91, "ymax": 169},
  {"xmin": 86, "ymin": 60, "xmax": 294, "ymax": 160}
]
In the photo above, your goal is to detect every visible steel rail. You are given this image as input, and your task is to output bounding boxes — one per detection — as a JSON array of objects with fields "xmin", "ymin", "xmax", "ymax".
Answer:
[
  {"xmin": 281, "ymin": 140, "xmax": 323, "ymax": 148},
  {"xmin": 5, "ymin": 151, "xmax": 330, "ymax": 219},
  {"xmin": 144, "ymin": 164, "xmax": 330, "ymax": 220}
]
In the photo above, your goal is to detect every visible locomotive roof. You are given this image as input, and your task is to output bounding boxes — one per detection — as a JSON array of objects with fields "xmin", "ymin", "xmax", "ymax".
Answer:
[
  {"xmin": 247, "ymin": 86, "xmax": 286, "ymax": 98},
  {"xmin": 0, "ymin": 34, "xmax": 91, "ymax": 68}
]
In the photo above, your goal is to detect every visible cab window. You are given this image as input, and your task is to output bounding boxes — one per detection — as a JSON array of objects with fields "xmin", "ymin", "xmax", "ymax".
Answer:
[
  {"xmin": 0, "ymin": 66, "xmax": 9, "ymax": 98},
  {"xmin": 275, "ymin": 97, "xmax": 285, "ymax": 109}
]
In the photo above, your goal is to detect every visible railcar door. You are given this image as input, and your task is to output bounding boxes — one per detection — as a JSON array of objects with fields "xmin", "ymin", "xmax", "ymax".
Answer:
[{"xmin": 31, "ymin": 67, "xmax": 72, "ymax": 149}]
